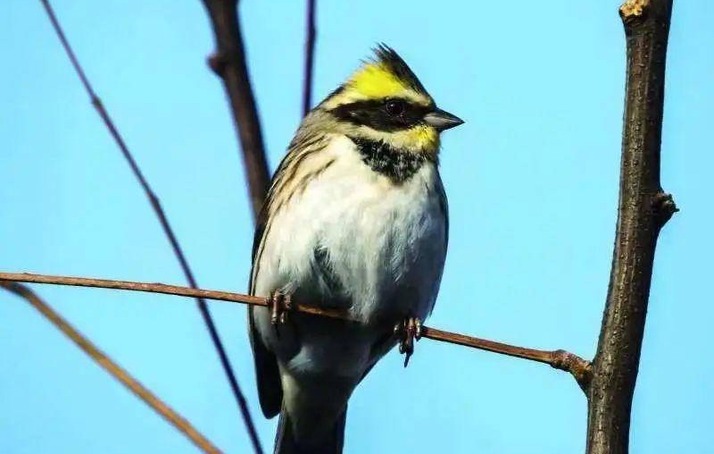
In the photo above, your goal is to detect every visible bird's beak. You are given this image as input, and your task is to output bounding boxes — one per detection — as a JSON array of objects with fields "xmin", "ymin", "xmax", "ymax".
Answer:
[{"xmin": 424, "ymin": 108, "xmax": 464, "ymax": 132}]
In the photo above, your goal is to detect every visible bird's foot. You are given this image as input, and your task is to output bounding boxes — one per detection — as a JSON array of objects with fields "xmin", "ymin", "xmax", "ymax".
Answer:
[
  {"xmin": 268, "ymin": 290, "xmax": 294, "ymax": 329},
  {"xmin": 394, "ymin": 316, "xmax": 422, "ymax": 368}
]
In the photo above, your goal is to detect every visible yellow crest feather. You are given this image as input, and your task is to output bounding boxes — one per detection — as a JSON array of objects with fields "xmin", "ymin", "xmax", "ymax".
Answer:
[
  {"xmin": 319, "ymin": 45, "xmax": 431, "ymax": 107},
  {"xmin": 347, "ymin": 62, "xmax": 412, "ymax": 99}
]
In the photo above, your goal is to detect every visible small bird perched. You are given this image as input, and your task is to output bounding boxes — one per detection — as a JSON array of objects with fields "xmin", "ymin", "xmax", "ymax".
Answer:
[{"xmin": 248, "ymin": 45, "xmax": 462, "ymax": 454}]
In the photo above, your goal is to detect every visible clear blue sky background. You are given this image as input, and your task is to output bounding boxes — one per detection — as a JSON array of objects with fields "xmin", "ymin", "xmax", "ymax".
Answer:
[{"xmin": 1, "ymin": 1, "xmax": 712, "ymax": 453}]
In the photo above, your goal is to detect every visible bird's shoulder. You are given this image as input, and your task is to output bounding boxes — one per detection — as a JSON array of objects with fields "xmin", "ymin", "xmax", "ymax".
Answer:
[{"xmin": 249, "ymin": 123, "xmax": 337, "ymax": 283}]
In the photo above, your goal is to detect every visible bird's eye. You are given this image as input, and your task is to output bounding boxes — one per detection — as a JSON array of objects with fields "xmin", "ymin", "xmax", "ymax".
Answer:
[{"xmin": 384, "ymin": 99, "xmax": 406, "ymax": 116}]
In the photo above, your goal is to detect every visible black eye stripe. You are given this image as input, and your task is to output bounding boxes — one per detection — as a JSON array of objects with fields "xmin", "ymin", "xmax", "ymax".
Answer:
[{"xmin": 329, "ymin": 99, "xmax": 430, "ymax": 132}]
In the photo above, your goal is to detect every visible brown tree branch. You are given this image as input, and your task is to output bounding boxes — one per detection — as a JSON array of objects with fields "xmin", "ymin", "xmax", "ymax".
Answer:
[
  {"xmin": 198, "ymin": 3, "xmax": 273, "ymax": 449},
  {"xmin": 302, "ymin": 0, "xmax": 317, "ymax": 116},
  {"xmin": 586, "ymin": 1, "xmax": 677, "ymax": 453},
  {"xmin": 0, "ymin": 282, "xmax": 221, "ymax": 454},
  {"xmin": 201, "ymin": 0, "xmax": 271, "ymax": 219},
  {"xmin": 0, "ymin": 272, "xmax": 592, "ymax": 389},
  {"xmin": 38, "ymin": 2, "xmax": 262, "ymax": 452}
]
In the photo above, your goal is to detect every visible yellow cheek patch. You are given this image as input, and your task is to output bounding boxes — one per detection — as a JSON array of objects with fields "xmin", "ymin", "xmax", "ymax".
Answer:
[
  {"xmin": 404, "ymin": 124, "xmax": 439, "ymax": 150},
  {"xmin": 347, "ymin": 63, "xmax": 410, "ymax": 99}
]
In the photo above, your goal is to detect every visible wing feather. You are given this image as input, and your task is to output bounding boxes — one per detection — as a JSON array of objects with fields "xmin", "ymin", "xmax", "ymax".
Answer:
[{"xmin": 247, "ymin": 130, "xmax": 328, "ymax": 418}]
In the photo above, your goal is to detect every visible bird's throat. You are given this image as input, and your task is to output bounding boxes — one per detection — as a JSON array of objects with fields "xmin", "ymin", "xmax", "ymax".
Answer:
[{"xmin": 349, "ymin": 136, "xmax": 427, "ymax": 184}]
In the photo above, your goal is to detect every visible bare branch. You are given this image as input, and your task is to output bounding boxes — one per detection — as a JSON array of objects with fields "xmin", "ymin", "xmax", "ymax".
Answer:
[
  {"xmin": 0, "ymin": 282, "xmax": 221, "ymax": 454},
  {"xmin": 423, "ymin": 327, "xmax": 592, "ymax": 392},
  {"xmin": 38, "ymin": 2, "xmax": 261, "ymax": 451},
  {"xmin": 586, "ymin": 1, "xmax": 676, "ymax": 452},
  {"xmin": 0, "ymin": 272, "xmax": 592, "ymax": 387},
  {"xmin": 302, "ymin": 0, "xmax": 317, "ymax": 116},
  {"xmin": 201, "ymin": 0, "xmax": 271, "ymax": 219}
]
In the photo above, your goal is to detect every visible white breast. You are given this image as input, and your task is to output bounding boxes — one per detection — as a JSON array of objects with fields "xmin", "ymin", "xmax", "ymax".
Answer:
[{"xmin": 254, "ymin": 135, "xmax": 447, "ymax": 323}]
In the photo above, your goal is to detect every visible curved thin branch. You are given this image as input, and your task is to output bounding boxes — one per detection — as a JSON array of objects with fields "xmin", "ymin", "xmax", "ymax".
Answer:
[
  {"xmin": 0, "ymin": 282, "xmax": 221, "ymax": 454},
  {"xmin": 38, "ymin": 2, "xmax": 261, "ymax": 452},
  {"xmin": 0, "ymin": 272, "xmax": 592, "ymax": 389},
  {"xmin": 586, "ymin": 1, "xmax": 677, "ymax": 453}
]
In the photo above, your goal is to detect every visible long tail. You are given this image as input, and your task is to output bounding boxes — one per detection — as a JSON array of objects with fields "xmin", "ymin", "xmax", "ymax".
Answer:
[{"xmin": 273, "ymin": 407, "xmax": 347, "ymax": 454}]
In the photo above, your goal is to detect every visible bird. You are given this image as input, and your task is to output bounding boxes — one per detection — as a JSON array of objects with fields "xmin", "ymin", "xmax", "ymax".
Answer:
[{"xmin": 248, "ymin": 44, "xmax": 462, "ymax": 454}]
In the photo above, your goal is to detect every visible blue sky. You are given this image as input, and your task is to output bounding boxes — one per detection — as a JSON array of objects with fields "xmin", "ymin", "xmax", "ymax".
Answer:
[{"xmin": 1, "ymin": 1, "xmax": 712, "ymax": 453}]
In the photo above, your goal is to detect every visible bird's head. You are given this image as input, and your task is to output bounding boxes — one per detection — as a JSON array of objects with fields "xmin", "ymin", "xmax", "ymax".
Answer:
[{"xmin": 318, "ymin": 44, "xmax": 463, "ymax": 159}]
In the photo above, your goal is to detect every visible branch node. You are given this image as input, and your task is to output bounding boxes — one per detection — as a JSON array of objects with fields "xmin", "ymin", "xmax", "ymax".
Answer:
[
  {"xmin": 551, "ymin": 349, "xmax": 593, "ymax": 392},
  {"xmin": 207, "ymin": 52, "xmax": 228, "ymax": 76},
  {"xmin": 652, "ymin": 191, "xmax": 678, "ymax": 228},
  {"xmin": 207, "ymin": 49, "xmax": 242, "ymax": 77},
  {"xmin": 619, "ymin": 0, "xmax": 650, "ymax": 25}
]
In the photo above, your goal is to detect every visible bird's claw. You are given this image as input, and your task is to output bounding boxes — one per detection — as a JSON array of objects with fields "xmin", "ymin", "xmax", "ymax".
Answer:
[
  {"xmin": 269, "ymin": 290, "xmax": 293, "ymax": 328},
  {"xmin": 394, "ymin": 316, "xmax": 422, "ymax": 367}
]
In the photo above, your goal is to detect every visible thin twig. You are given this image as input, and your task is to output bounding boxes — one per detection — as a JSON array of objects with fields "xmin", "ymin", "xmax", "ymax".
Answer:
[
  {"xmin": 302, "ymin": 0, "xmax": 317, "ymax": 116},
  {"xmin": 201, "ymin": 0, "xmax": 271, "ymax": 220},
  {"xmin": 0, "ymin": 272, "xmax": 593, "ymax": 389},
  {"xmin": 38, "ymin": 2, "xmax": 261, "ymax": 452},
  {"xmin": 0, "ymin": 282, "xmax": 221, "ymax": 454},
  {"xmin": 586, "ymin": 1, "xmax": 677, "ymax": 453},
  {"xmin": 422, "ymin": 327, "xmax": 592, "ymax": 392}
]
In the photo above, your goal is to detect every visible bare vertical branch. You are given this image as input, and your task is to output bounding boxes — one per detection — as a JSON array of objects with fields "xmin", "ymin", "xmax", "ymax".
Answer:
[
  {"xmin": 202, "ymin": 0, "xmax": 271, "ymax": 220},
  {"xmin": 38, "ymin": 2, "xmax": 262, "ymax": 453},
  {"xmin": 198, "ymin": 2, "xmax": 274, "ymax": 451},
  {"xmin": 302, "ymin": 0, "xmax": 317, "ymax": 116},
  {"xmin": 0, "ymin": 282, "xmax": 222, "ymax": 454},
  {"xmin": 586, "ymin": 1, "xmax": 677, "ymax": 453}
]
